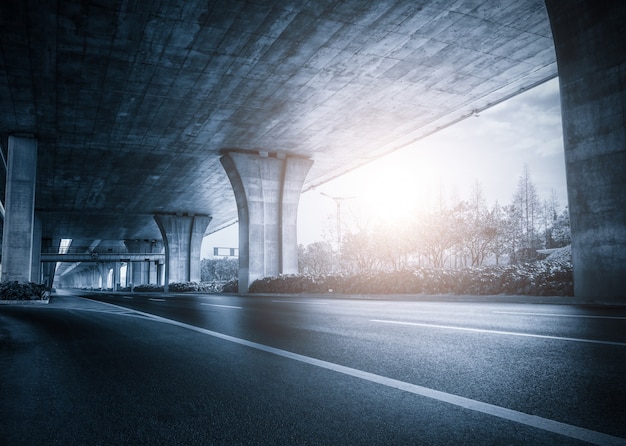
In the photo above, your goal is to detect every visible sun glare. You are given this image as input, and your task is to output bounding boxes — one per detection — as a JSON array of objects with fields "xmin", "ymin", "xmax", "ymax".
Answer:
[{"xmin": 324, "ymin": 151, "xmax": 446, "ymax": 229}]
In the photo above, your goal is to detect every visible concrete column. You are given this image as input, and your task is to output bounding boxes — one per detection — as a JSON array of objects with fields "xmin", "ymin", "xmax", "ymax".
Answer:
[
  {"xmin": 157, "ymin": 261, "xmax": 164, "ymax": 286},
  {"xmin": 30, "ymin": 213, "xmax": 42, "ymax": 283},
  {"xmin": 546, "ymin": 1, "xmax": 626, "ymax": 301},
  {"xmin": 125, "ymin": 240, "xmax": 149, "ymax": 286},
  {"xmin": 220, "ymin": 151, "xmax": 313, "ymax": 292},
  {"xmin": 97, "ymin": 263, "xmax": 108, "ymax": 290},
  {"xmin": 113, "ymin": 262, "xmax": 121, "ymax": 291},
  {"xmin": 1, "ymin": 135, "xmax": 37, "ymax": 282},
  {"xmin": 154, "ymin": 214, "xmax": 211, "ymax": 288},
  {"xmin": 41, "ymin": 238, "xmax": 56, "ymax": 288}
]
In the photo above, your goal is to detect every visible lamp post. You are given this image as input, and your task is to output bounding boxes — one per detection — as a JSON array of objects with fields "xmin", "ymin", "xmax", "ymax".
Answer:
[{"xmin": 320, "ymin": 192, "xmax": 355, "ymax": 270}]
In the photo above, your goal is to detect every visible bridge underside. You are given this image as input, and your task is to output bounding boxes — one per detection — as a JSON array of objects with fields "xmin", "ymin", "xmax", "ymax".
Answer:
[{"xmin": 0, "ymin": 1, "xmax": 624, "ymax": 299}]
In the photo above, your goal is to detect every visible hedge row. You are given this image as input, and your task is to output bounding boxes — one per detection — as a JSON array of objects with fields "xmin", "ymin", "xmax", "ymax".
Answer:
[
  {"xmin": 0, "ymin": 281, "xmax": 50, "ymax": 300},
  {"xmin": 249, "ymin": 259, "xmax": 574, "ymax": 296},
  {"xmin": 132, "ymin": 281, "xmax": 225, "ymax": 293}
]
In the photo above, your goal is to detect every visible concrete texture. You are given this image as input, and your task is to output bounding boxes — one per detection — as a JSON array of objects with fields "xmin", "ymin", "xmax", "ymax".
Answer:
[
  {"xmin": 221, "ymin": 151, "xmax": 313, "ymax": 292},
  {"xmin": 1, "ymin": 135, "xmax": 37, "ymax": 282},
  {"xmin": 545, "ymin": 1, "xmax": 626, "ymax": 300},
  {"xmin": 154, "ymin": 214, "xmax": 211, "ymax": 286},
  {"xmin": 0, "ymin": 0, "xmax": 556, "ymax": 244},
  {"xmin": 1, "ymin": 1, "xmax": 624, "ymax": 299}
]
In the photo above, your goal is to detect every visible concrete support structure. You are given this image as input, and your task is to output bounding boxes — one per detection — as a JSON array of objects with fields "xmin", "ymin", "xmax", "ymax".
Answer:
[
  {"xmin": 220, "ymin": 151, "xmax": 313, "ymax": 292},
  {"xmin": 122, "ymin": 240, "xmax": 164, "ymax": 289},
  {"xmin": 154, "ymin": 214, "xmax": 211, "ymax": 288},
  {"xmin": 1, "ymin": 135, "xmax": 37, "ymax": 282},
  {"xmin": 546, "ymin": 1, "xmax": 626, "ymax": 301}
]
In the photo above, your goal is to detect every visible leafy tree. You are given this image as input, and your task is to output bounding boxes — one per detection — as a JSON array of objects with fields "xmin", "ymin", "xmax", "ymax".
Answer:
[{"xmin": 201, "ymin": 258, "xmax": 238, "ymax": 282}]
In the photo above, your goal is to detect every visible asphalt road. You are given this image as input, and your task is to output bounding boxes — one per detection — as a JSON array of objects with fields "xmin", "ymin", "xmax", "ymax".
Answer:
[{"xmin": 1, "ymin": 290, "xmax": 625, "ymax": 445}]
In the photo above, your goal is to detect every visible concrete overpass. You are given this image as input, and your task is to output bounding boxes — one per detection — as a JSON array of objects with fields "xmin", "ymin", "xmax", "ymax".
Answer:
[{"xmin": 0, "ymin": 1, "xmax": 624, "ymax": 299}]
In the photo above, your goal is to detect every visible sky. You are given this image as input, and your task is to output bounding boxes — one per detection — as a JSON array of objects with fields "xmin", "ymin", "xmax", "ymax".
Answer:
[{"xmin": 202, "ymin": 77, "xmax": 566, "ymax": 256}]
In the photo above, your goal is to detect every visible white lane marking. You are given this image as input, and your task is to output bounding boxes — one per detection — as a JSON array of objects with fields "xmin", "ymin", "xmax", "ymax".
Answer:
[
  {"xmin": 371, "ymin": 319, "xmax": 626, "ymax": 347},
  {"xmin": 122, "ymin": 296, "xmax": 133, "ymax": 299},
  {"xmin": 272, "ymin": 300, "xmax": 329, "ymax": 305},
  {"xmin": 493, "ymin": 311, "xmax": 626, "ymax": 320},
  {"xmin": 149, "ymin": 298, "xmax": 166, "ymax": 302},
  {"xmin": 103, "ymin": 304, "xmax": 625, "ymax": 446},
  {"xmin": 201, "ymin": 303, "xmax": 242, "ymax": 309}
]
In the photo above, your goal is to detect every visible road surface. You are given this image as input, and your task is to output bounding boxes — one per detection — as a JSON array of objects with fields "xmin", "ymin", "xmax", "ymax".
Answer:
[{"xmin": 1, "ymin": 290, "xmax": 625, "ymax": 445}]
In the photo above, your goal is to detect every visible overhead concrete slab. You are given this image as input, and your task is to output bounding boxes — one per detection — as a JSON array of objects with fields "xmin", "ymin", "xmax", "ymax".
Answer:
[{"xmin": 0, "ymin": 0, "xmax": 556, "ymax": 242}]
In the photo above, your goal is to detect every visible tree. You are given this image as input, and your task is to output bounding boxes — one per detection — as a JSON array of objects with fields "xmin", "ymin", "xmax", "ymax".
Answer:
[
  {"xmin": 340, "ymin": 230, "xmax": 381, "ymax": 272},
  {"xmin": 201, "ymin": 258, "xmax": 238, "ymax": 282},
  {"xmin": 298, "ymin": 241, "xmax": 335, "ymax": 275},
  {"xmin": 510, "ymin": 164, "xmax": 543, "ymax": 262},
  {"xmin": 454, "ymin": 181, "xmax": 500, "ymax": 267},
  {"xmin": 415, "ymin": 208, "xmax": 459, "ymax": 268}
]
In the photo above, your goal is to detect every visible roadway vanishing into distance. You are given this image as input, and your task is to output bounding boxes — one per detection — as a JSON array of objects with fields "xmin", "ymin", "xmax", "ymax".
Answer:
[{"xmin": 1, "ymin": 290, "xmax": 625, "ymax": 445}]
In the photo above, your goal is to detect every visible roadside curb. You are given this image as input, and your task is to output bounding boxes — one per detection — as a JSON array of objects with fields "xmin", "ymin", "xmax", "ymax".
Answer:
[{"xmin": 0, "ymin": 299, "xmax": 50, "ymax": 305}]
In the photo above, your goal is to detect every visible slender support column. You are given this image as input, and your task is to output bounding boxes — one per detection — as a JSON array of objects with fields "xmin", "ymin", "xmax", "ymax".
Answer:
[
  {"xmin": 30, "ymin": 214, "xmax": 42, "ymax": 283},
  {"xmin": 41, "ymin": 238, "xmax": 56, "ymax": 288},
  {"xmin": 112, "ymin": 262, "xmax": 121, "ymax": 291},
  {"xmin": 220, "ymin": 151, "xmax": 313, "ymax": 292},
  {"xmin": 546, "ymin": 1, "xmax": 626, "ymax": 301},
  {"xmin": 154, "ymin": 214, "xmax": 211, "ymax": 289},
  {"xmin": 97, "ymin": 263, "xmax": 108, "ymax": 290},
  {"xmin": 1, "ymin": 135, "xmax": 37, "ymax": 282}
]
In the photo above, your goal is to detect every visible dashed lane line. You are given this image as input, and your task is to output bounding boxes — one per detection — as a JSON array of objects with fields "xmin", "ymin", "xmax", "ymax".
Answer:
[
  {"xmin": 149, "ymin": 298, "xmax": 166, "ymax": 302},
  {"xmin": 78, "ymin": 298, "xmax": 626, "ymax": 446},
  {"xmin": 201, "ymin": 303, "xmax": 242, "ymax": 309},
  {"xmin": 371, "ymin": 319, "xmax": 626, "ymax": 347},
  {"xmin": 493, "ymin": 311, "xmax": 626, "ymax": 320},
  {"xmin": 271, "ymin": 300, "xmax": 329, "ymax": 305}
]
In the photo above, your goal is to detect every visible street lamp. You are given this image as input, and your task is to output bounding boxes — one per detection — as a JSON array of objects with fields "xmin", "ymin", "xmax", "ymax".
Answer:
[{"xmin": 320, "ymin": 192, "xmax": 355, "ymax": 268}]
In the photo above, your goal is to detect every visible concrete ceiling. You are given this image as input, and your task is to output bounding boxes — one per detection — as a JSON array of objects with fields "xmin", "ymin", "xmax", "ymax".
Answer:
[{"xmin": 0, "ymin": 0, "xmax": 556, "ymax": 246}]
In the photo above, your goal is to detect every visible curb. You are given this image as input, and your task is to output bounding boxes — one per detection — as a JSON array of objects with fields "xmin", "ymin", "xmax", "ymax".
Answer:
[{"xmin": 0, "ymin": 299, "xmax": 50, "ymax": 305}]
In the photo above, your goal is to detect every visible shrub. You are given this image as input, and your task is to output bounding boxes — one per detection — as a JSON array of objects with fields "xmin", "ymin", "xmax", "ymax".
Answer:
[
  {"xmin": 0, "ymin": 281, "xmax": 50, "ymax": 300},
  {"xmin": 167, "ymin": 281, "xmax": 223, "ymax": 293},
  {"xmin": 133, "ymin": 284, "xmax": 164, "ymax": 292},
  {"xmin": 248, "ymin": 257, "xmax": 574, "ymax": 296},
  {"xmin": 221, "ymin": 279, "xmax": 238, "ymax": 293}
]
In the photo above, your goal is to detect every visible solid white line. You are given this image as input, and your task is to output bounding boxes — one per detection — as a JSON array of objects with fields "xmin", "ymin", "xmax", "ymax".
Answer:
[
  {"xmin": 201, "ymin": 303, "xmax": 242, "ymax": 309},
  {"xmin": 116, "ymin": 308, "xmax": 624, "ymax": 446},
  {"xmin": 493, "ymin": 311, "xmax": 626, "ymax": 320},
  {"xmin": 371, "ymin": 319, "xmax": 626, "ymax": 347},
  {"xmin": 272, "ymin": 300, "xmax": 329, "ymax": 305}
]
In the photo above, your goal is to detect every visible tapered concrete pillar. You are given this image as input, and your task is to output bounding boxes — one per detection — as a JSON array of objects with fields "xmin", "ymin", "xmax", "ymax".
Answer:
[
  {"xmin": 1, "ymin": 135, "xmax": 37, "ymax": 282},
  {"xmin": 154, "ymin": 214, "xmax": 211, "ymax": 288},
  {"xmin": 546, "ymin": 1, "xmax": 626, "ymax": 301},
  {"xmin": 220, "ymin": 151, "xmax": 313, "ymax": 292}
]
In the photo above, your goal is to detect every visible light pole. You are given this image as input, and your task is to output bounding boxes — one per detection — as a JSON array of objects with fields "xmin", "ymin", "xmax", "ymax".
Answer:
[{"xmin": 320, "ymin": 192, "xmax": 355, "ymax": 270}]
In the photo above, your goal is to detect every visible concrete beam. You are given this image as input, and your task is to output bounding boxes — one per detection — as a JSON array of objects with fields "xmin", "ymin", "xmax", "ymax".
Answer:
[
  {"xmin": 546, "ymin": 1, "xmax": 626, "ymax": 301},
  {"xmin": 221, "ymin": 151, "xmax": 313, "ymax": 292}
]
